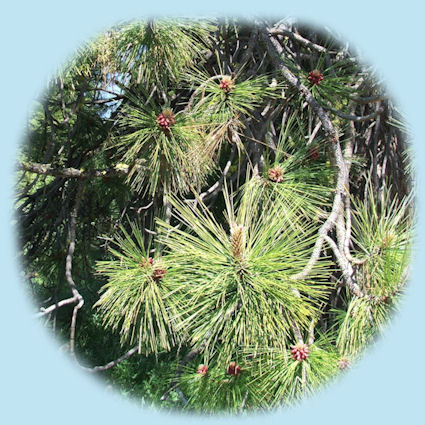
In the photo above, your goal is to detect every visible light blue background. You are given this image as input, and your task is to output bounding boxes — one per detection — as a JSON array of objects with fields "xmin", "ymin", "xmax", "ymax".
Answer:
[{"xmin": 1, "ymin": 1, "xmax": 424, "ymax": 423}]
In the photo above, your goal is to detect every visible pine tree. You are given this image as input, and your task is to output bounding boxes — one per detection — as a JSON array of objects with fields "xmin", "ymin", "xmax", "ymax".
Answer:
[{"xmin": 16, "ymin": 18, "xmax": 413, "ymax": 413}]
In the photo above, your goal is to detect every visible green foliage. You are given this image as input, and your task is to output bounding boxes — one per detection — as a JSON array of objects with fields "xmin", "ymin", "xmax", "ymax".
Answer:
[
  {"xmin": 115, "ymin": 19, "xmax": 215, "ymax": 86},
  {"xmin": 352, "ymin": 185, "xmax": 412, "ymax": 297},
  {"xmin": 334, "ymin": 295, "xmax": 393, "ymax": 358},
  {"xmin": 256, "ymin": 113, "xmax": 334, "ymax": 221},
  {"xmin": 95, "ymin": 223, "xmax": 178, "ymax": 355},
  {"xmin": 189, "ymin": 70, "xmax": 281, "ymax": 118},
  {"xmin": 304, "ymin": 58, "xmax": 358, "ymax": 106},
  {"xmin": 113, "ymin": 97, "xmax": 214, "ymax": 195},
  {"xmin": 106, "ymin": 351, "xmax": 181, "ymax": 407},
  {"xmin": 249, "ymin": 342, "xmax": 340, "ymax": 407},
  {"xmin": 334, "ymin": 185, "xmax": 412, "ymax": 357},
  {"xmin": 156, "ymin": 182, "xmax": 331, "ymax": 363},
  {"xmin": 179, "ymin": 357, "xmax": 252, "ymax": 413},
  {"xmin": 187, "ymin": 70, "xmax": 283, "ymax": 154}
]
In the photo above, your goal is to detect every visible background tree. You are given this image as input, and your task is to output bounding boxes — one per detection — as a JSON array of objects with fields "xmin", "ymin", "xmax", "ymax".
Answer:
[{"xmin": 16, "ymin": 17, "xmax": 413, "ymax": 413}]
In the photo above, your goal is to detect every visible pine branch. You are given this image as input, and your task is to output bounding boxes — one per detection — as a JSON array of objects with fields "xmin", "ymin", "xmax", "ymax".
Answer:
[{"xmin": 260, "ymin": 29, "xmax": 351, "ymax": 281}]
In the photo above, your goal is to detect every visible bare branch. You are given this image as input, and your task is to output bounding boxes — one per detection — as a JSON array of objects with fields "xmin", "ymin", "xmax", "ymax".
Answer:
[
  {"xmin": 349, "ymin": 94, "xmax": 387, "ymax": 104},
  {"xmin": 323, "ymin": 104, "xmax": 384, "ymax": 122},
  {"xmin": 81, "ymin": 346, "xmax": 139, "ymax": 373},
  {"xmin": 18, "ymin": 161, "xmax": 130, "ymax": 179},
  {"xmin": 323, "ymin": 235, "xmax": 364, "ymax": 297},
  {"xmin": 66, "ymin": 183, "xmax": 84, "ymax": 357},
  {"xmin": 35, "ymin": 296, "xmax": 77, "ymax": 318},
  {"xmin": 200, "ymin": 144, "xmax": 236, "ymax": 201},
  {"xmin": 268, "ymin": 25, "xmax": 328, "ymax": 53},
  {"xmin": 306, "ymin": 121, "xmax": 322, "ymax": 145}
]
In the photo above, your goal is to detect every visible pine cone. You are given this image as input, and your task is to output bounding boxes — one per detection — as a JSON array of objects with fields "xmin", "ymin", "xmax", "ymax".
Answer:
[
  {"xmin": 157, "ymin": 109, "xmax": 176, "ymax": 132},
  {"xmin": 308, "ymin": 69, "xmax": 324, "ymax": 85},
  {"xmin": 268, "ymin": 166, "xmax": 284, "ymax": 183},
  {"xmin": 219, "ymin": 75, "xmax": 235, "ymax": 93},
  {"xmin": 197, "ymin": 365, "xmax": 208, "ymax": 375},
  {"xmin": 153, "ymin": 268, "xmax": 166, "ymax": 280},
  {"xmin": 227, "ymin": 361, "xmax": 241, "ymax": 376},
  {"xmin": 291, "ymin": 342, "xmax": 310, "ymax": 362},
  {"xmin": 338, "ymin": 357, "xmax": 350, "ymax": 370},
  {"xmin": 230, "ymin": 223, "xmax": 244, "ymax": 260},
  {"xmin": 139, "ymin": 257, "xmax": 153, "ymax": 268}
]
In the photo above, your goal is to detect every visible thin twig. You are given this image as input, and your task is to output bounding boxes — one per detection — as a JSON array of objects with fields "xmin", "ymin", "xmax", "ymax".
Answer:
[
  {"xmin": 81, "ymin": 346, "xmax": 139, "ymax": 373},
  {"xmin": 18, "ymin": 161, "xmax": 130, "ymax": 179},
  {"xmin": 35, "ymin": 296, "xmax": 77, "ymax": 318},
  {"xmin": 323, "ymin": 103, "xmax": 384, "ymax": 122}
]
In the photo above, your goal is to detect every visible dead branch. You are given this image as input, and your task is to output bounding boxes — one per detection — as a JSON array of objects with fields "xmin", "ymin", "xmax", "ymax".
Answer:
[
  {"xmin": 18, "ymin": 161, "xmax": 130, "ymax": 179},
  {"xmin": 268, "ymin": 25, "xmax": 328, "ymax": 53},
  {"xmin": 66, "ymin": 183, "xmax": 84, "ymax": 357},
  {"xmin": 81, "ymin": 346, "xmax": 139, "ymax": 373}
]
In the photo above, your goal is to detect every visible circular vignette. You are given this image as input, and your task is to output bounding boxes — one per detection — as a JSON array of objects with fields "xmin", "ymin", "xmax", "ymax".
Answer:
[{"xmin": 14, "ymin": 17, "xmax": 414, "ymax": 415}]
